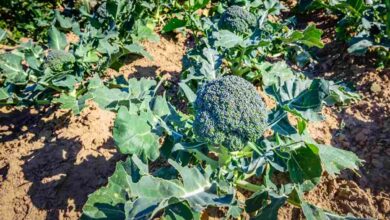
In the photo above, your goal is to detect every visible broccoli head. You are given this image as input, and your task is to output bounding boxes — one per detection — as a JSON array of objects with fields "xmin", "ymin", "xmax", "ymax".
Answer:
[
  {"xmin": 218, "ymin": 6, "xmax": 257, "ymax": 34},
  {"xmin": 45, "ymin": 50, "xmax": 75, "ymax": 72},
  {"xmin": 193, "ymin": 75, "xmax": 268, "ymax": 150}
]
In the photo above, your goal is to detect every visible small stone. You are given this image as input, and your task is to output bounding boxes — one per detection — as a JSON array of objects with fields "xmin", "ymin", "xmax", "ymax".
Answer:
[{"xmin": 370, "ymin": 82, "xmax": 381, "ymax": 93}]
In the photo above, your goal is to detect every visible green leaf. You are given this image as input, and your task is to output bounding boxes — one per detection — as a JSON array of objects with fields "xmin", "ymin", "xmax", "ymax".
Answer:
[
  {"xmin": 126, "ymin": 160, "xmax": 233, "ymax": 218},
  {"xmin": 285, "ymin": 31, "xmax": 305, "ymax": 43},
  {"xmin": 106, "ymin": 0, "xmax": 129, "ymax": 20},
  {"xmin": 132, "ymin": 20, "xmax": 160, "ymax": 42},
  {"xmin": 178, "ymin": 82, "xmax": 197, "ymax": 103},
  {"xmin": 301, "ymin": 202, "xmax": 328, "ymax": 220},
  {"xmin": 346, "ymin": 0, "xmax": 364, "ymax": 12},
  {"xmin": 113, "ymin": 107, "xmax": 160, "ymax": 161},
  {"xmin": 163, "ymin": 202, "xmax": 195, "ymax": 220},
  {"xmin": 185, "ymin": 0, "xmax": 210, "ymax": 10},
  {"xmin": 182, "ymin": 47, "xmax": 222, "ymax": 81},
  {"xmin": 48, "ymin": 26, "xmax": 67, "ymax": 50},
  {"xmin": 252, "ymin": 192, "xmax": 287, "ymax": 220},
  {"xmin": 152, "ymin": 95, "xmax": 170, "ymax": 117},
  {"xmin": 257, "ymin": 61, "xmax": 294, "ymax": 86},
  {"xmin": 82, "ymin": 156, "xmax": 142, "ymax": 219},
  {"xmin": 82, "ymin": 80, "xmax": 128, "ymax": 111},
  {"xmin": 288, "ymin": 146, "xmax": 322, "ymax": 187},
  {"xmin": 226, "ymin": 205, "xmax": 242, "ymax": 218},
  {"xmin": 127, "ymin": 77, "xmax": 156, "ymax": 100},
  {"xmin": 245, "ymin": 190, "xmax": 268, "ymax": 213},
  {"xmin": 0, "ymin": 88, "xmax": 9, "ymax": 100},
  {"xmin": 324, "ymin": 83, "xmax": 360, "ymax": 105},
  {"xmin": 347, "ymin": 39, "xmax": 373, "ymax": 55},
  {"xmin": 292, "ymin": 187, "xmax": 327, "ymax": 220},
  {"xmin": 55, "ymin": 11, "xmax": 73, "ymax": 29},
  {"xmin": 268, "ymin": 109, "xmax": 297, "ymax": 135},
  {"xmin": 301, "ymin": 24, "xmax": 324, "ymax": 48},
  {"xmin": 163, "ymin": 18, "xmax": 187, "ymax": 33},
  {"xmin": 315, "ymin": 144, "xmax": 363, "ymax": 176},
  {"xmin": 0, "ymin": 53, "xmax": 27, "ymax": 84},
  {"xmin": 297, "ymin": 0, "xmax": 326, "ymax": 12},
  {"xmin": 54, "ymin": 94, "xmax": 86, "ymax": 114},
  {"xmin": 266, "ymin": 78, "xmax": 328, "ymax": 121},
  {"xmin": 213, "ymin": 30, "xmax": 244, "ymax": 49},
  {"xmin": 52, "ymin": 76, "xmax": 79, "ymax": 90},
  {"xmin": 124, "ymin": 43, "xmax": 153, "ymax": 60},
  {"xmin": 0, "ymin": 28, "xmax": 6, "ymax": 42}
]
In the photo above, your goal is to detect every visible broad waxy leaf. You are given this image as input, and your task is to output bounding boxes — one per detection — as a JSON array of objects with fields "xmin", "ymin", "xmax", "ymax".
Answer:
[
  {"xmin": 252, "ymin": 192, "xmax": 287, "ymax": 220},
  {"xmin": 213, "ymin": 30, "xmax": 244, "ymax": 49},
  {"xmin": 126, "ymin": 160, "xmax": 233, "ymax": 218},
  {"xmin": 268, "ymin": 109, "xmax": 297, "ymax": 135},
  {"xmin": 347, "ymin": 38, "xmax": 373, "ymax": 55},
  {"xmin": 315, "ymin": 144, "xmax": 363, "ymax": 176},
  {"xmin": 131, "ymin": 20, "xmax": 160, "ymax": 43},
  {"xmin": 82, "ymin": 77, "xmax": 128, "ymax": 111},
  {"xmin": 163, "ymin": 202, "xmax": 198, "ymax": 220},
  {"xmin": 287, "ymin": 146, "xmax": 322, "ymax": 187},
  {"xmin": 54, "ymin": 94, "xmax": 86, "ymax": 114},
  {"xmin": 184, "ymin": 0, "xmax": 210, "ymax": 10},
  {"xmin": 124, "ymin": 43, "xmax": 153, "ymax": 60},
  {"xmin": 84, "ymin": 157, "xmax": 233, "ymax": 219},
  {"xmin": 182, "ymin": 47, "xmax": 222, "ymax": 81},
  {"xmin": 300, "ymin": 24, "xmax": 325, "ymax": 48},
  {"xmin": 55, "ymin": 10, "xmax": 73, "ymax": 29},
  {"xmin": 284, "ymin": 24, "xmax": 324, "ymax": 48},
  {"xmin": 48, "ymin": 26, "xmax": 67, "ymax": 50},
  {"xmin": 178, "ymin": 82, "xmax": 197, "ymax": 103},
  {"xmin": 82, "ymin": 156, "xmax": 145, "ymax": 219},
  {"xmin": 113, "ymin": 106, "xmax": 160, "ymax": 161},
  {"xmin": 246, "ymin": 190, "xmax": 287, "ymax": 220},
  {"xmin": 0, "ymin": 88, "xmax": 9, "ymax": 100},
  {"xmin": 256, "ymin": 61, "xmax": 294, "ymax": 86},
  {"xmin": 0, "ymin": 28, "xmax": 6, "ymax": 42},
  {"xmin": 0, "ymin": 53, "xmax": 27, "ymax": 84},
  {"xmin": 266, "ymin": 78, "xmax": 329, "ymax": 121},
  {"xmin": 163, "ymin": 18, "xmax": 187, "ymax": 33}
]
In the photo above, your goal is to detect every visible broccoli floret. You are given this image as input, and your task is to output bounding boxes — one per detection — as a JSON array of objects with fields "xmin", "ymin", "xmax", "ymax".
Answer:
[
  {"xmin": 218, "ymin": 6, "xmax": 257, "ymax": 34},
  {"xmin": 193, "ymin": 75, "xmax": 268, "ymax": 150},
  {"xmin": 45, "ymin": 50, "xmax": 75, "ymax": 72}
]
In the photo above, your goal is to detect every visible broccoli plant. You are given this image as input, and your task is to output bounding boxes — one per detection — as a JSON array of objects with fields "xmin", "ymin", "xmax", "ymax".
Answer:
[
  {"xmin": 193, "ymin": 75, "xmax": 268, "ymax": 150},
  {"xmin": 81, "ymin": 72, "xmax": 363, "ymax": 219},
  {"xmin": 218, "ymin": 5, "xmax": 257, "ymax": 34}
]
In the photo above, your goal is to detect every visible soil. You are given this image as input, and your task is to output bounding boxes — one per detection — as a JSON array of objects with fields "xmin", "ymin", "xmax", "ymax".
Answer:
[
  {"xmin": 0, "ymin": 104, "xmax": 118, "ymax": 220},
  {"xmin": 0, "ymin": 30, "xmax": 389, "ymax": 220}
]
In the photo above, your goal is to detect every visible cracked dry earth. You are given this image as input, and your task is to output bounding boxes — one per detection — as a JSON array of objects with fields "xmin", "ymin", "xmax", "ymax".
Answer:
[{"xmin": 0, "ymin": 34, "xmax": 389, "ymax": 220}]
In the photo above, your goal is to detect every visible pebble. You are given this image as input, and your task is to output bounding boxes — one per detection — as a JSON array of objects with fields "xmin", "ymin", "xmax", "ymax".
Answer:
[{"xmin": 370, "ymin": 82, "xmax": 381, "ymax": 93}]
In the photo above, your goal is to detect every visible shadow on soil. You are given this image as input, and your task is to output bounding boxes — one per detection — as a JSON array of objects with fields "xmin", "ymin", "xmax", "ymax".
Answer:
[
  {"xmin": 329, "ymin": 110, "xmax": 390, "ymax": 193},
  {"xmin": 21, "ymin": 135, "xmax": 120, "ymax": 220},
  {"xmin": 0, "ymin": 106, "xmax": 120, "ymax": 220},
  {"xmin": 0, "ymin": 106, "xmax": 71, "ymax": 143}
]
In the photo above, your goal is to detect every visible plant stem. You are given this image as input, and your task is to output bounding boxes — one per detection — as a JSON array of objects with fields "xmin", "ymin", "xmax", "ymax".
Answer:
[{"xmin": 235, "ymin": 180, "xmax": 264, "ymax": 192}]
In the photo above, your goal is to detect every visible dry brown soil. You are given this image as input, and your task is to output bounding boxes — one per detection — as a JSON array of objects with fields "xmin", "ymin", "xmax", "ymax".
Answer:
[{"xmin": 0, "ymin": 33, "xmax": 389, "ymax": 220}]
